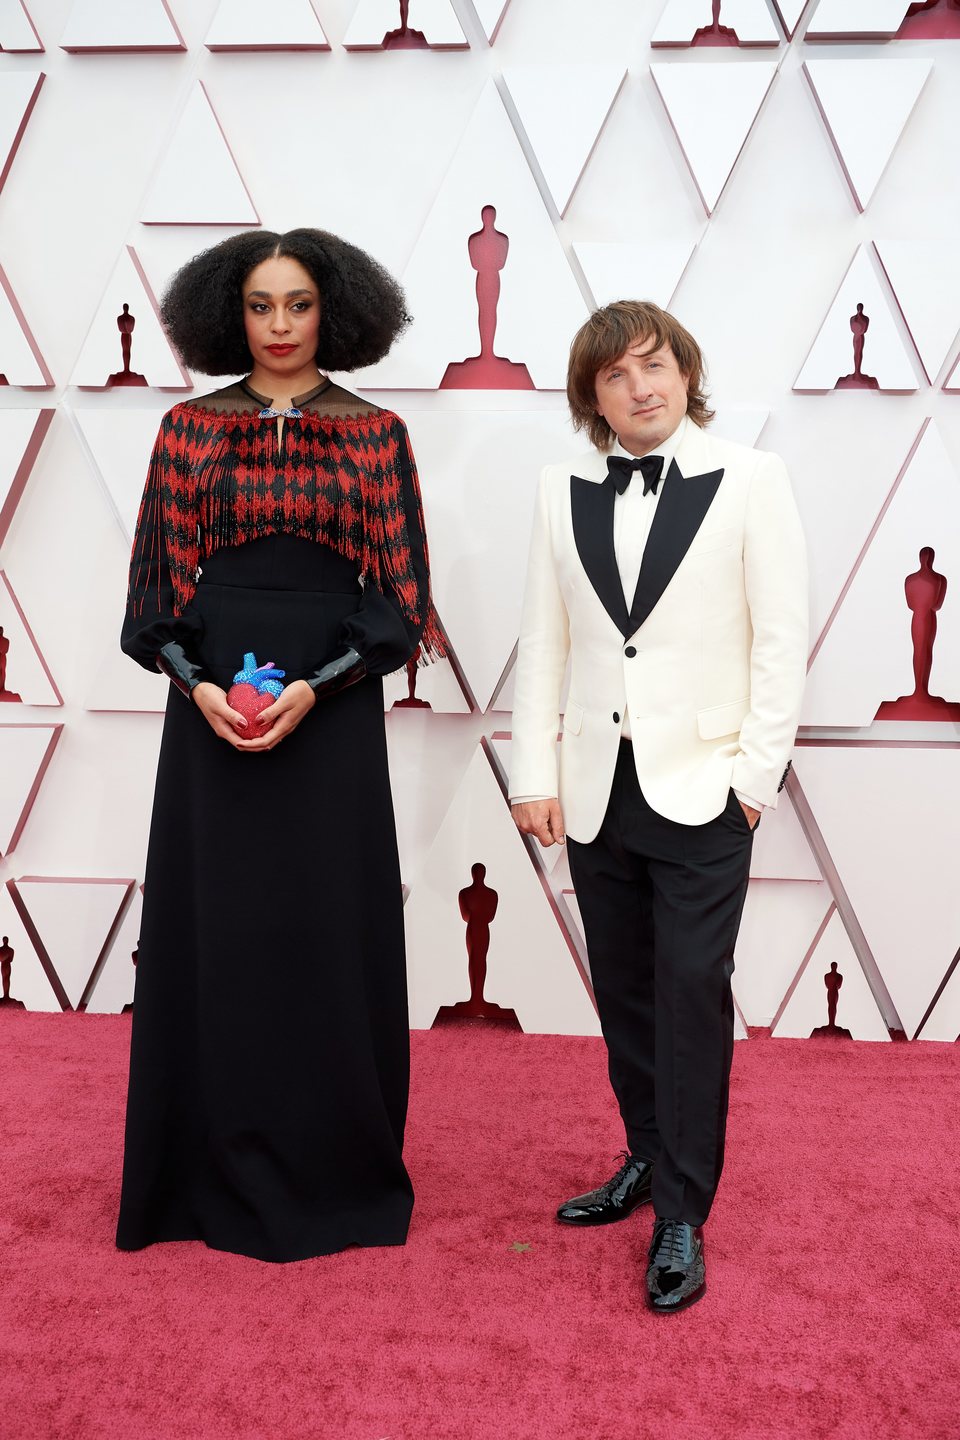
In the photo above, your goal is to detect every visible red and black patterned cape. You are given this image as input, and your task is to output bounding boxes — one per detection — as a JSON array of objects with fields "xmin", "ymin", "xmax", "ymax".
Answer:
[{"xmin": 127, "ymin": 385, "xmax": 445, "ymax": 662}]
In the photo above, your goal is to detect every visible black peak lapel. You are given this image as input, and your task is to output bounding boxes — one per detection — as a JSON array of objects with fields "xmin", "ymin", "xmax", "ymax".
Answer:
[
  {"xmin": 628, "ymin": 458, "xmax": 724, "ymax": 632},
  {"xmin": 570, "ymin": 472, "xmax": 631, "ymax": 638}
]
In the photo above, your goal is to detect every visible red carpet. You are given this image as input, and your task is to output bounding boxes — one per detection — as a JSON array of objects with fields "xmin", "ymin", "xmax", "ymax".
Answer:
[{"xmin": 1, "ymin": 1015, "xmax": 958, "ymax": 1440}]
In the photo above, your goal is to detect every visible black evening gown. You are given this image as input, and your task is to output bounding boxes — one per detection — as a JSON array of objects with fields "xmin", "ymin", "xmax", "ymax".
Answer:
[{"xmin": 116, "ymin": 381, "xmax": 430, "ymax": 1263}]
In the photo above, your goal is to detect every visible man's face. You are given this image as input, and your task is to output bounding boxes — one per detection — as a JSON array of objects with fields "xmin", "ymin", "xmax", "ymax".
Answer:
[{"xmin": 594, "ymin": 338, "xmax": 690, "ymax": 456}]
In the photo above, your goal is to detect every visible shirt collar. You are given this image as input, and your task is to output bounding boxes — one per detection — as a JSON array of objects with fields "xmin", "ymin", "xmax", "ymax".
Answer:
[
  {"xmin": 240, "ymin": 375, "xmax": 332, "ymax": 408},
  {"xmin": 611, "ymin": 413, "xmax": 687, "ymax": 473}
]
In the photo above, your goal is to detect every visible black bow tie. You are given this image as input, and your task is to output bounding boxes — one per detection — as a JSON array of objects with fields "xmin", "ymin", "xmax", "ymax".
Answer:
[{"xmin": 606, "ymin": 453, "xmax": 665, "ymax": 496}]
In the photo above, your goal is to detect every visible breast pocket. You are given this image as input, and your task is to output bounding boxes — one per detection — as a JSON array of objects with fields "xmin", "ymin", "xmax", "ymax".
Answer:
[{"xmin": 688, "ymin": 526, "xmax": 738, "ymax": 557}]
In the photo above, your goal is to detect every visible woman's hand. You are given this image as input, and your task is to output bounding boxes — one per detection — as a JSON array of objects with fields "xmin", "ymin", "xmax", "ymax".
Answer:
[
  {"xmin": 233, "ymin": 679, "xmax": 316, "ymax": 753},
  {"xmin": 192, "ymin": 682, "xmax": 251, "ymax": 749}
]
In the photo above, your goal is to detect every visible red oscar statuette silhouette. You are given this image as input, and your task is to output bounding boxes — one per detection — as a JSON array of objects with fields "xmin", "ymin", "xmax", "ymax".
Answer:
[
  {"xmin": 0, "ymin": 936, "xmax": 25, "ymax": 1009},
  {"xmin": 0, "ymin": 627, "xmax": 22, "ymax": 703},
  {"xmin": 382, "ymin": 0, "xmax": 428, "ymax": 48},
  {"xmin": 441, "ymin": 206, "xmax": 535, "ymax": 391},
  {"xmin": 692, "ymin": 0, "xmax": 741, "ymax": 46},
  {"xmin": 107, "ymin": 303, "xmax": 147, "ymax": 388},
  {"xmin": 810, "ymin": 961, "xmax": 852, "ymax": 1038},
  {"xmin": 835, "ymin": 303, "xmax": 879, "ymax": 390},
  {"xmin": 897, "ymin": 0, "xmax": 960, "ymax": 39},
  {"xmin": 392, "ymin": 656, "xmax": 431, "ymax": 709},
  {"xmin": 875, "ymin": 547, "xmax": 960, "ymax": 720},
  {"xmin": 432, "ymin": 862, "xmax": 520, "ymax": 1027}
]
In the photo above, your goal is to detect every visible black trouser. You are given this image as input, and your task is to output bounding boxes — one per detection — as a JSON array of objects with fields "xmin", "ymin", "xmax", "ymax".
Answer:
[{"xmin": 566, "ymin": 741, "xmax": 755, "ymax": 1227}]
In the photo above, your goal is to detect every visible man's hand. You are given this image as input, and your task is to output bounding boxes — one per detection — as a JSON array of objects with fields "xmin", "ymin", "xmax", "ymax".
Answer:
[
  {"xmin": 739, "ymin": 800, "xmax": 761, "ymax": 830},
  {"xmin": 511, "ymin": 798, "xmax": 566, "ymax": 848}
]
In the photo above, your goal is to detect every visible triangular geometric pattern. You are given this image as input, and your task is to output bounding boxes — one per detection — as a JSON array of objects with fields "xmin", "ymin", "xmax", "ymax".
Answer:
[
  {"xmin": 945, "ymin": 352, "xmax": 960, "ymax": 392},
  {"xmin": 402, "ymin": 741, "xmax": 601, "ymax": 1035},
  {"xmin": 399, "ymin": 408, "xmax": 576, "ymax": 713},
  {"xmin": 874, "ymin": 239, "xmax": 960, "ymax": 386},
  {"xmin": 0, "ymin": 263, "xmax": 52, "ymax": 388},
  {"xmin": 802, "ymin": 421, "xmax": 960, "ymax": 726},
  {"xmin": 69, "ymin": 405, "xmax": 165, "ymax": 543},
  {"xmin": 342, "ymin": 0, "xmax": 468, "ymax": 48},
  {"xmin": 748, "ymin": 787, "xmax": 822, "ymax": 881},
  {"xmin": 205, "ymin": 0, "xmax": 329, "ymax": 49},
  {"xmin": 0, "ymin": 883, "xmax": 60, "ymax": 1010},
  {"xmin": 0, "ymin": 408, "xmax": 53, "ymax": 545},
  {"xmin": 772, "ymin": 906, "xmax": 891, "ymax": 1040},
  {"xmin": 464, "ymin": 0, "xmax": 511, "ymax": 42},
  {"xmin": 918, "ymin": 951, "xmax": 960, "ymax": 1042},
  {"xmin": 771, "ymin": 0, "xmax": 813, "ymax": 39},
  {"xmin": 805, "ymin": 0, "xmax": 912, "ymax": 41},
  {"xmin": 804, "ymin": 59, "xmax": 931, "ymax": 212},
  {"xmin": 0, "ymin": 70, "xmax": 43, "ymax": 194},
  {"xmin": 69, "ymin": 246, "xmax": 191, "ymax": 389},
  {"xmin": 84, "ymin": 634, "xmax": 168, "ymax": 713},
  {"xmin": 59, "ymin": 0, "xmax": 184, "ymax": 51},
  {"xmin": 651, "ymin": 0, "xmax": 781, "ymax": 46},
  {"xmin": 794, "ymin": 246, "xmax": 920, "ymax": 392},
  {"xmin": 797, "ymin": 747, "xmax": 960, "ymax": 1040},
  {"xmin": 501, "ymin": 65, "xmax": 627, "ymax": 215},
  {"xmin": 650, "ymin": 60, "xmax": 778, "ymax": 214},
  {"xmin": 573, "ymin": 235, "xmax": 700, "ymax": 311},
  {"xmin": 351, "ymin": 81, "xmax": 587, "ymax": 390},
  {"xmin": 0, "ymin": 570, "xmax": 61, "ymax": 705},
  {"xmin": 0, "ymin": 1, "xmax": 43, "ymax": 51},
  {"xmin": 9, "ymin": 877, "xmax": 134, "ymax": 1010},
  {"xmin": 84, "ymin": 886, "xmax": 142, "ymax": 1013},
  {"xmin": 382, "ymin": 652, "xmax": 472, "ymax": 713},
  {"xmin": 734, "ymin": 880, "xmax": 832, "ymax": 1026},
  {"xmin": 141, "ymin": 82, "xmax": 259, "ymax": 225},
  {"xmin": 0, "ymin": 724, "xmax": 62, "ymax": 856}
]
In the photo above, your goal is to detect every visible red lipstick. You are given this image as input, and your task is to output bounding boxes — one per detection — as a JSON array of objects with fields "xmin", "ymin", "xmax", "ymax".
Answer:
[{"xmin": 266, "ymin": 344, "xmax": 297, "ymax": 356}]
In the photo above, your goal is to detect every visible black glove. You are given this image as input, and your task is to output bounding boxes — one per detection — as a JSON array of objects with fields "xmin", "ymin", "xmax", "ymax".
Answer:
[
  {"xmin": 156, "ymin": 641, "xmax": 212, "ymax": 700},
  {"xmin": 306, "ymin": 645, "xmax": 366, "ymax": 700}
]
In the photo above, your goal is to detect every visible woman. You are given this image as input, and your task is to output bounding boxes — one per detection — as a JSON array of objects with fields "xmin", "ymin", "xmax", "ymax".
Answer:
[{"xmin": 116, "ymin": 229, "xmax": 442, "ymax": 1263}]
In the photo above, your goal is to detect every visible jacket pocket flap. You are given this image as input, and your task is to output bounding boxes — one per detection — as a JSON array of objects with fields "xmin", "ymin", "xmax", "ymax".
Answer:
[
  {"xmin": 697, "ymin": 697, "xmax": 750, "ymax": 740},
  {"xmin": 563, "ymin": 701, "xmax": 584, "ymax": 735}
]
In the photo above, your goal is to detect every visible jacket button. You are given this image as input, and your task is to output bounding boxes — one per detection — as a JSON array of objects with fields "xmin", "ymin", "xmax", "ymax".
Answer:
[
  {"xmin": 624, "ymin": 645, "xmax": 637, "ymax": 658},
  {"xmin": 613, "ymin": 711, "xmax": 620, "ymax": 724}
]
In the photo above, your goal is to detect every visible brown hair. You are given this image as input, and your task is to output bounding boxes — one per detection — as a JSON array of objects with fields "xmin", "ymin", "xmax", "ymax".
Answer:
[{"xmin": 567, "ymin": 300, "xmax": 714, "ymax": 451}]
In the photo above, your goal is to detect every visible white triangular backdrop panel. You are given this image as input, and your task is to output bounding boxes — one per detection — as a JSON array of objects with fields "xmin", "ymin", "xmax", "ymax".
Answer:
[
  {"xmin": 0, "ymin": 70, "xmax": 43, "ymax": 192},
  {"xmin": 352, "ymin": 81, "xmax": 588, "ymax": 389},
  {"xmin": 140, "ymin": 83, "xmax": 259, "ymax": 225},
  {"xmin": 59, "ymin": 0, "xmax": 184, "ymax": 51},
  {"xmin": 803, "ymin": 421, "xmax": 960, "ymax": 727},
  {"xmin": 0, "ymin": 884, "xmax": 59, "ymax": 1010},
  {"xmin": 804, "ymin": 58, "xmax": 931, "ymax": 212},
  {"xmin": 874, "ymin": 239, "xmax": 960, "ymax": 386},
  {"xmin": 70, "ymin": 247, "xmax": 191, "ymax": 389},
  {"xmin": 0, "ymin": 724, "xmax": 62, "ymax": 856},
  {"xmin": 205, "ymin": 0, "xmax": 329, "ymax": 49},
  {"xmin": 0, "ymin": 408, "xmax": 52, "ymax": 545},
  {"xmin": 501, "ymin": 65, "xmax": 626, "ymax": 215},
  {"xmin": 772, "ymin": 907, "xmax": 891, "ymax": 1041},
  {"xmin": 12, "ymin": 877, "xmax": 134, "ymax": 1009},
  {"xmin": 797, "ymin": 747, "xmax": 960, "ymax": 1040},
  {"xmin": 343, "ymin": 0, "xmax": 467, "ymax": 48},
  {"xmin": 0, "ymin": 264, "xmax": 52, "ymax": 387},
  {"xmin": 0, "ymin": 1, "xmax": 43, "ymax": 51},
  {"xmin": 650, "ymin": 60, "xmax": 778, "ymax": 214},
  {"xmin": 651, "ymin": 0, "xmax": 780, "ymax": 46},
  {"xmin": 403, "ymin": 742, "xmax": 601, "ymax": 1035},
  {"xmin": 794, "ymin": 246, "xmax": 920, "ymax": 392}
]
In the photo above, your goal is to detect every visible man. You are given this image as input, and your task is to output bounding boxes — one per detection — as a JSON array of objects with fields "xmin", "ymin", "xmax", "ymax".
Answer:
[{"xmin": 509, "ymin": 301, "xmax": 807, "ymax": 1313}]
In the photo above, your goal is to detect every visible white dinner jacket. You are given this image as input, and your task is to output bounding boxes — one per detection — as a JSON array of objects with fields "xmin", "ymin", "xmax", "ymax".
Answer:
[{"xmin": 509, "ymin": 417, "xmax": 809, "ymax": 842}]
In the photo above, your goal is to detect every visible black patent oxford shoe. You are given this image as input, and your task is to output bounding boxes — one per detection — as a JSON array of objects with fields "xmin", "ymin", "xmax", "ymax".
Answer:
[
  {"xmin": 556, "ymin": 1152, "xmax": 653, "ymax": 1226},
  {"xmin": 646, "ymin": 1217, "xmax": 706, "ymax": 1314}
]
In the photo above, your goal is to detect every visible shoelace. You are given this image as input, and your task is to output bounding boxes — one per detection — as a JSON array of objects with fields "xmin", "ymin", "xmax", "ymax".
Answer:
[
  {"xmin": 651, "ymin": 1219, "xmax": 689, "ymax": 1268},
  {"xmin": 603, "ymin": 1150, "xmax": 639, "ymax": 1193}
]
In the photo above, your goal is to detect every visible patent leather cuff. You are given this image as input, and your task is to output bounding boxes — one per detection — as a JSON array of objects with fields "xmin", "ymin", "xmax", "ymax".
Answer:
[
  {"xmin": 155, "ymin": 641, "xmax": 212, "ymax": 701},
  {"xmin": 305, "ymin": 645, "xmax": 366, "ymax": 700}
]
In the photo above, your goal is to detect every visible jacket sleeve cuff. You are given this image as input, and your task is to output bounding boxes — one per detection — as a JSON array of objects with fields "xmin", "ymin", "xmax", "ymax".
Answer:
[
  {"xmin": 306, "ymin": 646, "xmax": 367, "ymax": 700},
  {"xmin": 156, "ymin": 641, "xmax": 212, "ymax": 700}
]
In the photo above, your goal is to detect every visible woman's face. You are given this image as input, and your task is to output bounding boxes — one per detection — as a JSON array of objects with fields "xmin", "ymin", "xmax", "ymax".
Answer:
[{"xmin": 242, "ymin": 254, "xmax": 321, "ymax": 378}]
